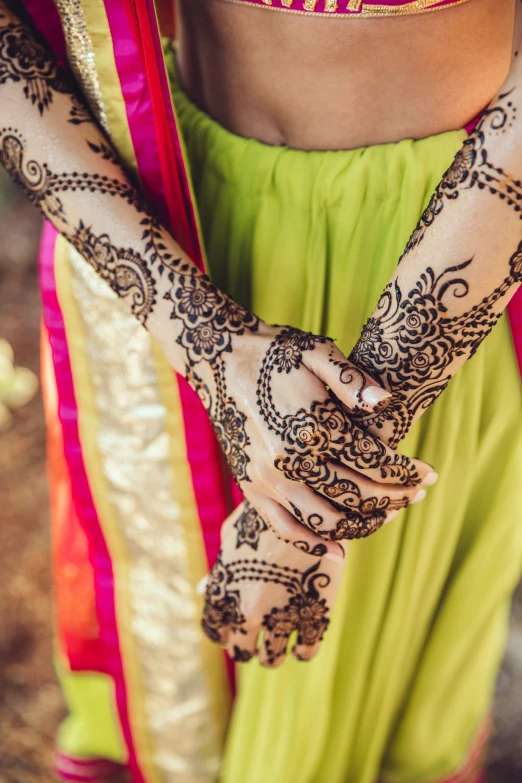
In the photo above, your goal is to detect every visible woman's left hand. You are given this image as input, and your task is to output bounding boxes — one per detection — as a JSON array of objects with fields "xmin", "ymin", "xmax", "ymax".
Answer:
[{"xmin": 201, "ymin": 500, "xmax": 346, "ymax": 667}]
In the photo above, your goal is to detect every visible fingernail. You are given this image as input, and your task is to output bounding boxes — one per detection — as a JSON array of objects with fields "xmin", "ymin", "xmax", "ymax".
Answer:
[
  {"xmin": 361, "ymin": 386, "xmax": 392, "ymax": 407},
  {"xmin": 411, "ymin": 488, "xmax": 427, "ymax": 505},
  {"xmin": 196, "ymin": 575, "xmax": 209, "ymax": 595},
  {"xmin": 387, "ymin": 510, "xmax": 399, "ymax": 522},
  {"xmin": 422, "ymin": 471, "xmax": 439, "ymax": 486}
]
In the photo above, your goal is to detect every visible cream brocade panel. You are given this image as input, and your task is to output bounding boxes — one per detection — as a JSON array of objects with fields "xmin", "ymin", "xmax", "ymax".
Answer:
[{"xmin": 67, "ymin": 246, "xmax": 222, "ymax": 783}]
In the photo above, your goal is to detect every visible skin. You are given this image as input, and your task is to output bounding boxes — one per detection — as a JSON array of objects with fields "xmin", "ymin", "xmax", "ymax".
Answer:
[
  {"xmin": 177, "ymin": 0, "xmax": 515, "ymax": 150},
  {"xmin": 0, "ymin": 5, "xmax": 434, "ymax": 561},
  {"xmin": 1, "ymin": 1, "xmax": 521, "ymax": 667},
  {"xmin": 196, "ymin": 0, "xmax": 522, "ymax": 664}
]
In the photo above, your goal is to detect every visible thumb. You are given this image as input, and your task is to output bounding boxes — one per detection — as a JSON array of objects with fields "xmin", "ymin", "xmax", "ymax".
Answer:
[{"xmin": 308, "ymin": 342, "xmax": 392, "ymax": 413}]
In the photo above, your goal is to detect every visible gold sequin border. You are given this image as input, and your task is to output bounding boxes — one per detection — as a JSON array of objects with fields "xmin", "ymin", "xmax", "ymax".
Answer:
[{"xmin": 219, "ymin": 0, "xmax": 472, "ymax": 17}]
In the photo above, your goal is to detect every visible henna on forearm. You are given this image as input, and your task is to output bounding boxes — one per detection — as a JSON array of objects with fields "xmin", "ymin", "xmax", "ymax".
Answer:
[
  {"xmin": 0, "ymin": 2, "xmax": 435, "ymax": 544},
  {"xmin": 349, "ymin": 16, "xmax": 522, "ymax": 447}
]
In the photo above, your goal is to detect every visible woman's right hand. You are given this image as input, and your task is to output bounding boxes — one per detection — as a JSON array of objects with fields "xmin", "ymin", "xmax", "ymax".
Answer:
[{"xmin": 171, "ymin": 271, "xmax": 436, "ymax": 541}]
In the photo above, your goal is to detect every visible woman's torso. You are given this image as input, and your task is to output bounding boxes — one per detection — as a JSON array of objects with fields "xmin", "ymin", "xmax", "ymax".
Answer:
[{"xmin": 176, "ymin": 0, "xmax": 515, "ymax": 150}]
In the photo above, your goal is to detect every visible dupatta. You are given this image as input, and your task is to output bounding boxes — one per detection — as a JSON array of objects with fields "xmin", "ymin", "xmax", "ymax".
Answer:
[{"xmin": 24, "ymin": 1, "xmax": 234, "ymax": 781}]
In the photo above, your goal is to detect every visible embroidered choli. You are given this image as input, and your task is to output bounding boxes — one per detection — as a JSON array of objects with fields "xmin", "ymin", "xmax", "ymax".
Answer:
[{"xmin": 219, "ymin": 0, "xmax": 473, "ymax": 18}]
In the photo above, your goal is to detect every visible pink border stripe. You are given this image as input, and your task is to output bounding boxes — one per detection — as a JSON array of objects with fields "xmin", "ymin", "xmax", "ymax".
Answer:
[
  {"xmin": 464, "ymin": 117, "xmax": 522, "ymax": 381},
  {"xmin": 55, "ymin": 752, "xmax": 124, "ymax": 782},
  {"xmin": 23, "ymin": 0, "xmax": 68, "ymax": 64},
  {"xmin": 102, "ymin": 0, "xmax": 171, "ymax": 230},
  {"xmin": 177, "ymin": 379, "xmax": 233, "ymax": 568},
  {"xmin": 143, "ymin": 0, "xmax": 205, "ymax": 270},
  {"xmin": 508, "ymin": 291, "xmax": 522, "ymax": 377},
  {"xmin": 104, "ymin": 0, "xmax": 233, "ymax": 569},
  {"xmin": 39, "ymin": 223, "xmax": 146, "ymax": 783}
]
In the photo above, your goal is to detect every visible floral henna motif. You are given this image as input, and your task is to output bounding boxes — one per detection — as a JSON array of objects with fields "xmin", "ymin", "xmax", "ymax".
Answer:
[
  {"xmin": 201, "ymin": 551, "xmax": 331, "ymax": 665},
  {"xmin": 351, "ymin": 243, "xmax": 522, "ymax": 445},
  {"xmin": 166, "ymin": 268, "xmax": 259, "ymax": 367},
  {"xmin": 0, "ymin": 22, "xmax": 90, "ymax": 122},
  {"xmin": 234, "ymin": 503, "xmax": 269, "ymax": 550},
  {"xmin": 201, "ymin": 556, "xmax": 247, "ymax": 644},
  {"xmin": 189, "ymin": 364, "xmax": 252, "ymax": 483},
  {"xmin": 261, "ymin": 562, "xmax": 330, "ymax": 665},
  {"xmin": 254, "ymin": 328, "xmax": 420, "ymax": 539}
]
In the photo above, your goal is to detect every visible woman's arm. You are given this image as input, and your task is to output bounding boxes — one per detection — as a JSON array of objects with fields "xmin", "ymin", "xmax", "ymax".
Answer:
[
  {"xmin": 350, "ymin": 1, "xmax": 522, "ymax": 448},
  {"xmin": 0, "ymin": 2, "xmax": 436, "ymax": 540}
]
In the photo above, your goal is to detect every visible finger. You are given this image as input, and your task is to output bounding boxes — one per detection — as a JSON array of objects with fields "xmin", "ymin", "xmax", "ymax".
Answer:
[
  {"xmin": 201, "ymin": 614, "xmax": 230, "ymax": 647},
  {"xmin": 275, "ymin": 478, "xmax": 425, "ymax": 540},
  {"xmin": 292, "ymin": 641, "xmax": 321, "ymax": 662},
  {"xmin": 334, "ymin": 421, "xmax": 437, "ymax": 487},
  {"xmin": 258, "ymin": 629, "xmax": 291, "ymax": 668},
  {"xmin": 290, "ymin": 466, "xmax": 426, "ymax": 514},
  {"xmin": 226, "ymin": 628, "xmax": 259, "ymax": 663},
  {"xmin": 306, "ymin": 342, "xmax": 392, "ymax": 413}
]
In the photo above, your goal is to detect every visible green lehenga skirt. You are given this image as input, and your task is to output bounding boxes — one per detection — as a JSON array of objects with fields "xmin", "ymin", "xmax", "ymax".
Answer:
[{"xmin": 170, "ymin": 63, "xmax": 522, "ymax": 783}]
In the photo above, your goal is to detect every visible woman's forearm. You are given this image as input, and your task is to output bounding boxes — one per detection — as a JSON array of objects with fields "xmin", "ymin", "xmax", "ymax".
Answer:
[
  {"xmin": 350, "ymin": 4, "xmax": 522, "ymax": 447},
  {"xmin": 0, "ymin": 2, "xmax": 259, "ymax": 376}
]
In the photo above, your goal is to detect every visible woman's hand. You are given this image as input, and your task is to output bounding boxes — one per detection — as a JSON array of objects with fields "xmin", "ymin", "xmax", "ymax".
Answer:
[
  {"xmin": 176, "ymin": 284, "xmax": 436, "ymax": 541},
  {"xmin": 0, "ymin": 3, "xmax": 435, "ymax": 543},
  {"xmin": 201, "ymin": 500, "xmax": 346, "ymax": 667}
]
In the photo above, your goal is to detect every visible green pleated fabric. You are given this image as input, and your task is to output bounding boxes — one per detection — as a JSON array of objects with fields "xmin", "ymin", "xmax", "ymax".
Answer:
[{"xmin": 168, "ymin": 51, "xmax": 522, "ymax": 783}]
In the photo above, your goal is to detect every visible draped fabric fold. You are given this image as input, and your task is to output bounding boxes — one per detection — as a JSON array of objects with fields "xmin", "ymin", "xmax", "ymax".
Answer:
[{"xmin": 24, "ymin": 1, "xmax": 233, "ymax": 780}]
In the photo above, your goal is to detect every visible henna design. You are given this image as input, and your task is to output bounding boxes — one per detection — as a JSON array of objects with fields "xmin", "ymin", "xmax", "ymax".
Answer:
[
  {"xmin": 166, "ymin": 267, "xmax": 259, "ymax": 367},
  {"xmin": 401, "ymin": 93, "xmax": 519, "ymax": 260},
  {"xmin": 351, "ymin": 245, "xmax": 522, "ymax": 445},
  {"xmin": 0, "ymin": 22, "xmax": 90, "ymax": 122},
  {"xmin": 232, "ymin": 646, "xmax": 254, "ymax": 662},
  {"xmin": 70, "ymin": 222, "xmax": 157, "ymax": 323},
  {"xmin": 0, "ymin": 129, "xmax": 157, "ymax": 323},
  {"xmin": 234, "ymin": 502, "xmax": 269, "ymax": 549},
  {"xmin": 327, "ymin": 349, "xmax": 390, "ymax": 414},
  {"xmin": 201, "ymin": 555, "xmax": 246, "ymax": 644},
  {"xmin": 238, "ymin": 501, "xmax": 331, "ymax": 556},
  {"xmin": 202, "ymin": 553, "xmax": 330, "ymax": 665},
  {"xmin": 189, "ymin": 364, "xmax": 252, "ymax": 483},
  {"xmin": 254, "ymin": 328, "xmax": 419, "ymax": 539},
  {"xmin": 0, "ymin": 115, "xmax": 260, "ymax": 481},
  {"xmin": 261, "ymin": 561, "xmax": 330, "ymax": 664}
]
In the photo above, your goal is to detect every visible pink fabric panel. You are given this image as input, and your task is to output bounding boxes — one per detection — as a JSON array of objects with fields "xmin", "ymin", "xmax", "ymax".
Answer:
[
  {"xmin": 103, "ymin": 0, "xmax": 233, "ymax": 568},
  {"xmin": 177, "ymin": 379, "xmax": 233, "ymax": 568},
  {"xmin": 102, "ymin": 1, "xmax": 172, "ymax": 230},
  {"xmin": 508, "ymin": 292, "xmax": 522, "ymax": 377},
  {"xmin": 142, "ymin": 0, "xmax": 206, "ymax": 269},
  {"xmin": 54, "ymin": 753, "xmax": 125, "ymax": 782},
  {"xmin": 22, "ymin": 0, "xmax": 68, "ymax": 63},
  {"xmin": 39, "ymin": 222, "xmax": 146, "ymax": 783}
]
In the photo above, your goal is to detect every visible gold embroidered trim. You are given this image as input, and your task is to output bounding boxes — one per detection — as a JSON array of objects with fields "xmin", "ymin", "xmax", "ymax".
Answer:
[
  {"xmin": 54, "ymin": 0, "xmax": 109, "ymax": 132},
  {"xmin": 220, "ymin": 0, "xmax": 472, "ymax": 17}
]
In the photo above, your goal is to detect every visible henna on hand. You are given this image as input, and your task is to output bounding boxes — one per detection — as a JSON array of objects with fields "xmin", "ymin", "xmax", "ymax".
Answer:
[
  {"xmin": 202, "ymin": 501, "xmax": 343, "ymax": 666},
  {"xmin": 0, "ymin": 2, "xmax": 435, "ymax": 547},
  {"xmin": 348, "ymin": 89, "xmax": 522, "ymax": 447}
]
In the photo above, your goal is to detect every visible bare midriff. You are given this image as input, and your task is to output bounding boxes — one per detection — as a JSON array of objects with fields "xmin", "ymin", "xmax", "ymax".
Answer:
[{"xmin": 175, "ymin": 0, "xmax": 515, "ymax": 151}]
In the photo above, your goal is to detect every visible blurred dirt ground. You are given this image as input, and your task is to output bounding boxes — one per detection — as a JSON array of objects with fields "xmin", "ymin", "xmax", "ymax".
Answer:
[{"xmin": 0, "ymin": 169, "xmax": 521, "ymax": 783}]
